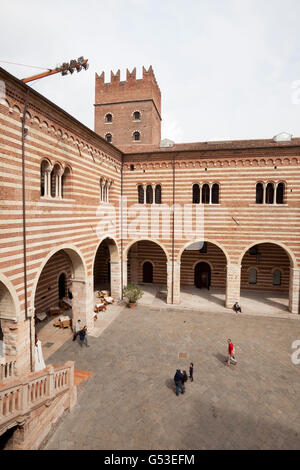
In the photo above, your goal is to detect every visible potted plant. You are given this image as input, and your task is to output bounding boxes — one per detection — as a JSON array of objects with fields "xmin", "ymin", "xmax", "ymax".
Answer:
[{"xmin": 122, "ymin": 284, "xmax": 144, "ymax": 308}]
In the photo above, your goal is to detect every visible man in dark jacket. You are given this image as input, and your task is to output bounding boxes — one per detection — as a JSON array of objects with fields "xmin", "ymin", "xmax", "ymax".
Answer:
[
  {"xmin": 79, "ymin": 326, "xmax": 89, "ymax": 347},
  {"xmin": 174, "ymin": 369, "xmax": 185, "ymax": 396}
]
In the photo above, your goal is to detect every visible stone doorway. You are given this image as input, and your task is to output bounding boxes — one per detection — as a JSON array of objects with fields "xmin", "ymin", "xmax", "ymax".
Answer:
[{"xmin": 143, "ymin": 262, "xmax": 153, "ymax": 283}]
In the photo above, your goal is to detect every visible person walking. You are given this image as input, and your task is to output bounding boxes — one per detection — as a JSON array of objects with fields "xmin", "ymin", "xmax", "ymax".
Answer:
[
  {"xmin": 174, "ymin": 369, "xmax": 185, "ymax": 396},
  {"xmin": 73, "ymin": 319, "xmax": 81, "ymax": 342},
  {"xmin": 79, "ymin": 326, "xmax": 89, "ymax": 347},
  {"xmin": 226, "ymin": 338, "xmax": 237, "ymax": 366},
  {"xmin": 189, "ymin": 362, "xmax": 194, "ymax": 382}
]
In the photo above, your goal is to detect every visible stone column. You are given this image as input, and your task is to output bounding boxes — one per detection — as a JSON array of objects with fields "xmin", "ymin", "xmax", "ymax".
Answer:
[
  {"xmin": 167, "ymin": 261, "xmax": 181, "ymax": 304},
  {"xmin": 289, "ymin": 268, "xmax": 300, "ymax": 314},
  {"xmin": 122, "ymin": 257, "xmax": 128, "ymax": 289},
  {"xmin": 71, "ymin": 275, "xmax": 94, "ymax": 331},
  {"xmin": 110, "ymin": 261, "xmax": 122, "ymax": 299},
  {"xmin": 225, "ymin": 264, "xmax": 241, "ymax": 308}
]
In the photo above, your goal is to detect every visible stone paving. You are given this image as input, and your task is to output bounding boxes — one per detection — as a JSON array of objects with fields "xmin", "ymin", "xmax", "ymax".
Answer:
[{"xmin": 43, "ymin": 305, "xmax": 300, "ymax": 450}]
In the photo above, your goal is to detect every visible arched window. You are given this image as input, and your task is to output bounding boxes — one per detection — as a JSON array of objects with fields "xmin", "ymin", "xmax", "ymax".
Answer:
[
  {"xmin": 138, "ymin": 185, "xmax": 144, "ymax": 204},
  {"xmin": 211, "ymin": 183, "xmax": 219, "ymax": 204},
  {"xmin": 256, "ymin": 183, "xmax": 264, "ymax": 204},
  {"xmin": 146, "ymin": 185, "xmax": 153, "ymax": 204},
  {"xmin": 133, "ymin": 131, "xmax": 140, "ymax": 141},
  {"xmin": 192, "ymin": 184, "xmax": 200, "ymax": 204},
  {"xmin": 61, "ymin": 166, "xmax": 71, "ymax": 199},
  {"xmin": 265, "ymin": 183, "xmax": 274, "ymax": 204},
  {"xmin": 105, "ymin": 133, "xmax": 112, "ymax": 143},
  {"xmin": 202, "ymin": 184, "xmax": 210, "ymax": 204},
  {"xmin": 273, "ymin": 269, "xmax": 281, "ymax": 286},
  {"xmin": 249, "ymin": 268, "xmax": 257, "ymax": 285},
  {"xmin": 155, "ymin": 185, "xmax": 162, "ymax": 204},
  {"xmin": 40, "ymin": 160, "xmax": 51, "ymax": 197},
  {"xmin": 105, "ymin": 113, "xmax": 112, "ymax": 123},
  {"xmin": 276, "ymin": 182, "xmax": 285, "ymax": 204},
  {"xmin": 50, "ymin": 163, "xmax": 62, "ymax": 198},
  {"xmin": 133, "ymin": 111, "xmax": 141, "ymax": 120}
]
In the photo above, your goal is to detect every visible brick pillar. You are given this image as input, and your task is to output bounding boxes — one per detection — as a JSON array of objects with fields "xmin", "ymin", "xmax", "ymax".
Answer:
[
  {"xmin": 289, "ymin": 268, "xmax": 300, "ymax": 314},
  {"xmin": 122, "ymin": 257, "xmax": 128, "ymax": 289},
  {"xmin": 167, "ymin": 261, "xmax": 181, "ymax": 304},
  {"xmin": 71, "ymin": 275, "xmax": 94, "ymax": 331},
  {"xmin": 110, "ymin": 261, "xmax": 121, "ymax": 299},
  {"xmin": 225, "ymin": 264, "xmax": 241, "ymax": 308}
]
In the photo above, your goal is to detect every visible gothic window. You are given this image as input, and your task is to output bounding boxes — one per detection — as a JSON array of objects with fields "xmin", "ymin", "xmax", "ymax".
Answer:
[
  {"xmin": 133, "ymin": 131, "xmax": 140, "ymax": 141},
  {"xmin": 202, "ymin": 184, "xmax": 210, "ymax": 204},
  {"xmin": 133, "ymin": 111, "xmax": 141, "ymax": 120},
  {"xmin": 273, "ymin": 269, "xmax": 281, "ymax": 286},
  {"xmin": 192, "ymin": 184, "xmax": 200, "ymax": 204},
  {"xmin": 155, "ymin": 184, "xmax": 162, "ymax": 204},
  {"xmin": 100, "ymin": 178, "xmax": 112, "ymax": 202},
  {"xmin": 265, "ymin": 183, "xmax": 274, "ymax": 204},
  {"xmin": 105, "ymin": 113, "xmax": 112, "ymax": 123},
  {"xmin": 146, "ymin": 185, "xmax": 153, "ymax": 204},
  {"xmin": 249, "ymin": 268, "xmax": 257, "ymax": 285},
  {"xmin": 256, "ymin": 182, "xmax": 264, "ymax": 204},
  {"xmin": 276, "ymin": 182, "xmax": 285, "ymax": 204},
  {"xmin": 138, "ymin": 185, "xmax": 144, "ymax": 204},
  {"xmin": 211, "ymin": 183, "xmax": 219, "ymax": 204},
  {"xmin": 61, "ymin": 166, "xmax": 71, "ymax": 199},
  {"xmin": 105, "ymin": 133, "xmax": 112, "ymax": 143},
  {"xmin": 41, "ymin": 160, "xmax": 51, "ymax": 197}
]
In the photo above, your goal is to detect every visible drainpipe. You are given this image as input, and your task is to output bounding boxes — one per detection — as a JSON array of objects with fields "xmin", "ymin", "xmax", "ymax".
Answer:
[
  {"xmin": 21, "ymin": 89, "xmax": 33, "ymax": 372},
  {"xmin": 120, "ymin": 159, "xmax": 123, "ymax": 298},
  {"xmin": 171, "ymin": 154, "xmax": 176, "ymax": 304}
]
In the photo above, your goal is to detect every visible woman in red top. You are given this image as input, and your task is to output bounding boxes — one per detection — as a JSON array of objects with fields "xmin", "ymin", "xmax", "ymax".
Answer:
[{"xmin": 226, "ymin": 338, "xmax": 237, "ymax": 366}]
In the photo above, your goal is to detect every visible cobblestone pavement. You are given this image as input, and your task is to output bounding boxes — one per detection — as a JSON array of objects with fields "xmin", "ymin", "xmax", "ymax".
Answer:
[{"xmin": 43, "ymin": 306, "xmax": 300, "ymax": 450}]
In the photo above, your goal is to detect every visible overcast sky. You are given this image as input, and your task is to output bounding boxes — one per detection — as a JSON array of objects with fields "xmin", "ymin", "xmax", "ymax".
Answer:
[{"xmin": 2, "ymin": 0, "xmax": 300, "ymax": 143}]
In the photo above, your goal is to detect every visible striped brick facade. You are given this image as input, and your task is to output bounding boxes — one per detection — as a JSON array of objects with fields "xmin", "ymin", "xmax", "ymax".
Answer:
[{"xmin": 1, "ymin": 65, "xmax": 300, "ymax": 386}]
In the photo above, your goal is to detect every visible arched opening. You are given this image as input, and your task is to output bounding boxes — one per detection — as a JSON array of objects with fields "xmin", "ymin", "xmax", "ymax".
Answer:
[
  {"xmin": 61, "ymin": 166, "xmax": 72, "ymax": 199},
  {"xmin": 40, "ymin": 160, "xmax": 51, "ymax": 197},
  {"xmin": 202, "ymin": 184, "xmax": 210, "ymax": 204},
  {"xmin": 32, "ymin": 247, "xmax": 87, "ymax": 352},
  {"xmin": 138, "ymin": 185, "xmax": 144, "ymax": 204},
  {"xmin": 146, "ymin": 185, "xmax": 153, "ymax": 204},
  {"xmin": 155, "ymin": 185, "xmax": 162, "ymax": 204},
  {"xmin": 256, "ymin": 182, "xmax": 264, "ymax": 204},
  {"xmin": 0, "ymin": 278, "xmax": 18, "ymax": 377},
  {"xmin": 93, "ymin": 237, "xmax": 120, "ymax": 300},
  {"xmin": 192, "ymin": 184, "xmax": 200, "ymax": 204},
  {"xmin": 143, "ymin": 262, "xmax": 153, "ymax": 283},
  {"xmin": 265, "ymin": 183, "xmax": 274, "ymax": 204},
  {"xmin": 126, "ymin": 240, "xmax": 168, "ymax": 304},
  {"xmin": 194, "ymin": 262, "xmax": 211, "ymax": 289},
  {"xmin": 211, "ymin": 184, "xmax": 219, "ymax": 204},
  {"xmin": 180, "ymin": 241, "xmax": 227, "ymax": 309},
  {"xmin": 240, "ymin": 242, "xmax": 293, "ymax": 314},
  {"xmin": 276, "ymin": 182, "xmax": 285, "ymax": 204}
]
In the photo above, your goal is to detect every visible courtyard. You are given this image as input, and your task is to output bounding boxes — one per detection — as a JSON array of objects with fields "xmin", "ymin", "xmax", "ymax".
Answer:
[{"xmin": 43, "ymin": 304, "xmax": 300, "ymax": 450}]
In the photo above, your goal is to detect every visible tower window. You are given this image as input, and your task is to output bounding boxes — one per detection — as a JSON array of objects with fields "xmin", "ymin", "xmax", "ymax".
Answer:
[
  {"xmin": 133, "ymin": 131, "xmax": 140, "ymax": 141},
  {"xmin": 105, "ymin": 113, "xmax": 112, "ymax": 123},
  {"xmin": 105, "ymin": 133, "xmax": 112, "ymax": 143},
  {"xmin": 133, "ymin": 111, "xmax": 141, "ymax": 120}
]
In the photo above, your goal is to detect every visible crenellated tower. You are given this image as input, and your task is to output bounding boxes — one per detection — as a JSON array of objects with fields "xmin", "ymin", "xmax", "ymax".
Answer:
[{"xmin": 94, "ymin": 66, "xmax": 161, "ymax": 150}]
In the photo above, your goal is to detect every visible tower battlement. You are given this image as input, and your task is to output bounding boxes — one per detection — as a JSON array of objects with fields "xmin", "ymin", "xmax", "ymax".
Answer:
[{"xmin": 95, "ymin": 66, "xmax": 161, "ymax": 114}]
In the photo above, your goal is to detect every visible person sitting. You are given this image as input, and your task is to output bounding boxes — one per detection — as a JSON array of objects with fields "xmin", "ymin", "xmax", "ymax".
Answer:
[{"xmin": 233, "ymin": 302, "xmax": 242, "ymax": 313}]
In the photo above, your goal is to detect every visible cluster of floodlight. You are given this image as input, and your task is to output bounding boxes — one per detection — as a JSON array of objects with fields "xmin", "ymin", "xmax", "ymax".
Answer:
[{"xmin": 57, "ymin": 57, "xmax": 89, "ymax": 76}]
